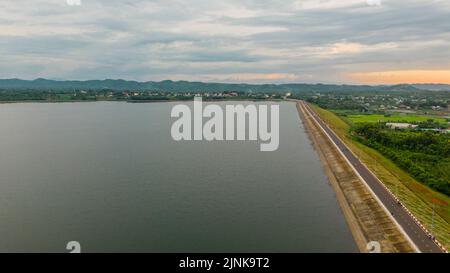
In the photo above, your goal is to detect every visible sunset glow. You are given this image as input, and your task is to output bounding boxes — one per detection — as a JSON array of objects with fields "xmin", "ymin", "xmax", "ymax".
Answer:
[{"xmin": 348, "ymin": 70, "xmax": 450, "ymax": 85}]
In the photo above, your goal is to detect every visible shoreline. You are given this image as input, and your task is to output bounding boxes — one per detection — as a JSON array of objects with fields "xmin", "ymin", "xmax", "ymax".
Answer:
[
  {"xmin": 0, "ymin": 99, "xmax": 282, "ymax": 104},
  {"xmin": 295, "ymin": 101, "xmax": 368, "ymax": 252}
]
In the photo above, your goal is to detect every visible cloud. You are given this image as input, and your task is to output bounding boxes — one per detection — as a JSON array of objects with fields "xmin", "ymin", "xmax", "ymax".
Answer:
[
  {"xmin": 348, "ymin": 70, "xmax": 450, "ymax": 84},
  {"xmin": 66, "ymin": 0, "xmax": 81, "ymax": 6},
  {"xmin": 0, "ymin": 0, "xmax": 449, "ymax": 83},
  {"xmin": 366, "ymin": 0, "xmax": 381, "ymax": 7}
]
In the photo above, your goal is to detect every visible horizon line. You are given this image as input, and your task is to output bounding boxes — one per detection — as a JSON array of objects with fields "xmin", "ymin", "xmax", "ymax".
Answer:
[{"xmin": 1, "ymin": 78, "xmax": 449, "ymax": 87}]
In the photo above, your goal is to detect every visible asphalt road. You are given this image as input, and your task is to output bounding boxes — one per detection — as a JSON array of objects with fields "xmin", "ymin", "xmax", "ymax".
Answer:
[{"xmin": 301, "ymin": 101, "xmax": 443, "ymax": 253}]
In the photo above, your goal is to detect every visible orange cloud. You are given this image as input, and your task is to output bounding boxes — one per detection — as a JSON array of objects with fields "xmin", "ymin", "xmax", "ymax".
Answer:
[{"xmin": 348, "ymin": 70, "xmax": 450, "ymax": 84}]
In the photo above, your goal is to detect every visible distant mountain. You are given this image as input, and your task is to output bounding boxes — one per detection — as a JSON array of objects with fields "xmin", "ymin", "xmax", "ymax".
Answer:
[
  {"xmin": 413, "ymin": 84, "xmax": 450, "ymax": 91},
  {"xmin": 0, "ymin": 78, "xmax": 438, "ymax": 93},
  {"xmin": 0, "ymin": 78, "xmax": 149, "ymax": 90}
]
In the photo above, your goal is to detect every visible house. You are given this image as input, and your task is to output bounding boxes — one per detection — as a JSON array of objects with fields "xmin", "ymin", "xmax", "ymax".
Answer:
[{"xmin": 386, "ymin": 123, "xmax": 418, "ymax": 129}]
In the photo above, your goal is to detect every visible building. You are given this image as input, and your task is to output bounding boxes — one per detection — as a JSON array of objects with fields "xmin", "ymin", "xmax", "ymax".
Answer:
[{"xmin": 386, "ymin": 123, "xmax": 418, "ymax": 129}]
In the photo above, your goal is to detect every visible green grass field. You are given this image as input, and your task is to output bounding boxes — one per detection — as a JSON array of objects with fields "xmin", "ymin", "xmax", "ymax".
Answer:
[
  {"xmin": 346, "ymin": 114, "xmax": 448, "ymax": 124},
  {"xmin": 309, "ymin": 104, "xmax": 450, "ymax": 250}
]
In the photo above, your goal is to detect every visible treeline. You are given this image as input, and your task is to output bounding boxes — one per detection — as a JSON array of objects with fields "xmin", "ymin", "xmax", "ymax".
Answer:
[
  {"xmin": 0, "ymin": 89, "xmax": 120, "ymax": 101},
  {"xmin": 353, "ymin": 123, "xmax": 450, "ymax": 196},
  {"xmin": 290, "ymin": 90, "xmax": 450, "ymax": 114},
  {"xmin": 303, "ymin": 96, "xmax": 368, "ymax": 111},
  {"xmin": 0, "ymin": 89, "xmax": 49, "ymax": 101}
]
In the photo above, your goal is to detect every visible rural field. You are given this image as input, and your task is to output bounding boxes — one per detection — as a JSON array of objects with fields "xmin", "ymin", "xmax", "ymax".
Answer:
[{"xmin": 345, "ymin": 114, "xmax": 448, "ymax": 125}]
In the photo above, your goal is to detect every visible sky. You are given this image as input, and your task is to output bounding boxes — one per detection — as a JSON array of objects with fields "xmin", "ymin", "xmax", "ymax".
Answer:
[{"xmin": 1, "ymin": 0, "xmax": 450, "ymax": 84}]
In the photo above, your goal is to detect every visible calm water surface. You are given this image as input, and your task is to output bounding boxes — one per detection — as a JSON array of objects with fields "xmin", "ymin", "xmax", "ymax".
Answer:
[{"xmin": 0, "ymin": 101, "xmax": 356, "ymax": 252}]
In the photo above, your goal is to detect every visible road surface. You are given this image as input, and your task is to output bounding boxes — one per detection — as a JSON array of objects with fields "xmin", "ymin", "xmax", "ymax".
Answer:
[{"xmin": 300, "ymin": 101, "xmax": 444, "ymax": 253}]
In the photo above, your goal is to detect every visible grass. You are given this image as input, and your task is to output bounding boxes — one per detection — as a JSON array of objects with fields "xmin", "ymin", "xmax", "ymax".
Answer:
[
  {"xmin": 346, "ymin": 114, "xmax": 448, "ymax": 125},
  {"xmin": 309, "ymin": 104, "xmax": 450, "ymax": 250}
]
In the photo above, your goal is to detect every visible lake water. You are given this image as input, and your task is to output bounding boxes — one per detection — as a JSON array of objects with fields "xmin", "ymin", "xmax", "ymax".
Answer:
[{"xmin": 0, "ymin": 101, "xmax": 356, "ymax": 252}]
